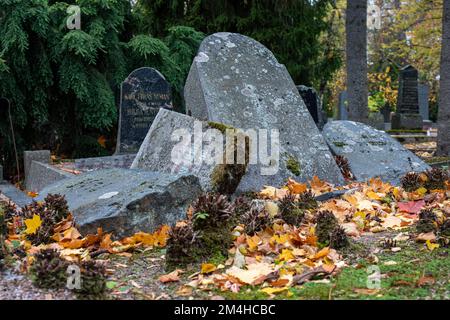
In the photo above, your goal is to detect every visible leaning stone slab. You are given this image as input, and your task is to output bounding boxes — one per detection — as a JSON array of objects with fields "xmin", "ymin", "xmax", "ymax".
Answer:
[
  {"xmin": 323, "ymin": 120, "xmax": 430, "ymax": 184},
  {"xmin": 75, "ymin": 154, "xmax": 136, "ymax": 171},
  {"xmin": 27, "ymin": 161, "xmax": 75, "ymax": 192},
  {"xmin": 38, "ymin": 169, "xmax": 203, "ymax": 238},
  {"xmin": 184, "ymin": 33, "xmax": 343, "ymax": 192},
  {"xmin": 24, "ymin": 150, "xmax": 51, "ymax": 190},
  {"xmin": 131, "ymin": 109, "xmax": 249, "ymax": 194}
]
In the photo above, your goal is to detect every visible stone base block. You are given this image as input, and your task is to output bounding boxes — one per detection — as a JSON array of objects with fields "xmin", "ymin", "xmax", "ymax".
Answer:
[{"xmin": 391, "ymin": 113, "xmax": 423, "ymax": 129}]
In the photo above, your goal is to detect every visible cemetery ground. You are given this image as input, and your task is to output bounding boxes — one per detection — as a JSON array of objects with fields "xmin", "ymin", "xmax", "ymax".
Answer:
[{"xmin": 1, "ymin": 173, "xmax": 450, "ymax": 300}]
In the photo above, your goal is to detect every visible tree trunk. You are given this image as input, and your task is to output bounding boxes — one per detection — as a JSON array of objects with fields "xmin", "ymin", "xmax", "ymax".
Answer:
[
  {"xmin": 346, "ymin": 0, "xmax": 368, "ymax": 123},
  {"xmin": 437, "ymin": 0, "xmax": 450, "ymax": 156}
]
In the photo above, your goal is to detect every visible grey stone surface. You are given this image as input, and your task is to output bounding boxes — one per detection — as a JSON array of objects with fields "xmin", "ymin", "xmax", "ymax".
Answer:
[
  {"xmin": 337, "ymin": 91, "xmax": 348, "ymax": 120},
  {"xmin": 24, "ymin": 150, "xmax": 51, "ymax": 190},
  {"xmin": 27, "ymin": 161, "xmax": 75, "ymax": 192},
  {"xmin": 323, "ymin": 120, "xmax": 430, "ymax": 184},
  {"xmin": 116, "ymin": 67, "xmax": 173, "ymax": 155},
  {"xmin": 131, "ymin": 109, "xmax": 249, "ymax": 194},
  {"xmin": 38, "ymin": 169, "xmax": 203, "ymax": 238},
  {"xmin": 393, "ymin": 65, "xmax": 423, "ymax": 129},
  {"xmin": 184, "ymin": 33, "xmax": 344, "ymax": 191},
  {"xmin": 0, "ymin": 181, "xmax": 33, "ymax": 208},
  {"xmin": 418, "ymin": 83, "xmax": 430, "ymax": 121},
  {"xmin": 296, "ymin": 85, "xmax": 327, "ymax": 130},
  {"xmin": 75, "ymin": 154, "xmax": 136, "ymax": 171}
]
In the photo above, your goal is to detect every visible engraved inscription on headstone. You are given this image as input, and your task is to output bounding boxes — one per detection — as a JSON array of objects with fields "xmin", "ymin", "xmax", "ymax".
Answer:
[{"xmin": 116, "ymin": 67, "xmax": 173, "ymax": 154}]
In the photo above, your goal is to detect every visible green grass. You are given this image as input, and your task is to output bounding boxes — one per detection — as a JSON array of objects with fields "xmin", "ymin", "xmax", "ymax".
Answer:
[{"xmin": 216, "ymin": 241, "xmax": 450, "ymax": 300}]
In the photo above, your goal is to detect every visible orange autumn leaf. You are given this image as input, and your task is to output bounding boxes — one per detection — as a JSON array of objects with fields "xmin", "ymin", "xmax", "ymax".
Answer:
[
  {"xmin": 246, "ymin": 234, "xmax": 261, "ymax": 251},
  {"xmin": 286, "ymin": 178, "xmax": 307, "ymax": 194},
  {"xmin": 159, "ymin": 269, "xmax": 182, "ymax": 283},
  {"xmin": 201, "ymin": 263, "xmax": 217, "ymax": 274},
  {"xmin": 312, "ymin": 247, "xmax": 330, "ymax": 260}
]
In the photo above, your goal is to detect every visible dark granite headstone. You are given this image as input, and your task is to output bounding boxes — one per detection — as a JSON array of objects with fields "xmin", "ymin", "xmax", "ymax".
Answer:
[
  {"xmin": 297, "ymin": 85, "xmax": 327, "ymax": 130},
  {"xmin": 116, "ymin": 67, "xmax": 173, "ymax": 154},
  {"xmin": 392, "ymin": 65, "xmax": 423, "ymax": 129},
  {"xmin": 381, "ymin": 104, "xmax": 391, "ymax": 123}
]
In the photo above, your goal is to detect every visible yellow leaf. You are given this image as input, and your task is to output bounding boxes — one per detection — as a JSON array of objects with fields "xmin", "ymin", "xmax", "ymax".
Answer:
[
  {"xmin": 24, "ymin": 214, "xmax": 42, "ymax": 235},
  {"xmin": 416, "ymin": 187, "xmax": 427, "ymax": 196},
  {"xmin": 278, "ymin": 249, "xmax": 295, "ymax": 262},
  {"xmin": 367, "ymin": 191, "xmax": 382, "ymax": 201},
  {"xmin": 246, "ymin": 235, "xmax": 261, "ymax": 252},
  {"xmin": 260, "ymin": 287, "xmax": 288, "ymax": 295},
  {"xmin": 312, "ymin": 247, "xmax": 330, "ymax": 260},
  {"xmin": 426, "ymin": 240, "xmax": 439, "ymax": 251},
  {"xmin": 201, "ymin": 263, "xmax": 217, "ymax": 274}
]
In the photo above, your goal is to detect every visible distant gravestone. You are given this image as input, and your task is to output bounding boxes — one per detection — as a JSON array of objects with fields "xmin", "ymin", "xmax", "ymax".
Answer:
[
  {"xmin": 75, "ymin": 154, "xmax": 136, "ymax": 171},
  {"xmin": 116, "ymin": 67, "xmax": 173, "ymax": 154},
  {"xmin": 337, "ymin": 91, "xmax": 348, "ymax": 120},
  {"xmin": 392, "ymin": 65, "xmax": 423, "ymax": 129},
  {"xmin": 418, "ymin": 83, "xmax": 430, "ymax": 121},
  {"xmin": 184, "ymin": 33, "xmax": 344, "ymax": 191},
  {"xmin": 297, "ymin": 85, "xmax": 327, "ymax": 130},
  {"xmin": 380, "ymin": 104, "xmax": 391, "ymax": 123},
  {"xmin": 323, "ymin": 120, "xmax": 430, "ymax": 184}
]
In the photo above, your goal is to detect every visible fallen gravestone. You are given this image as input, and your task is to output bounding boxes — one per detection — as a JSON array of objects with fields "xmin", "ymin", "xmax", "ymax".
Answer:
[
  {"xmin": 131, "ymin": 109, "xmax": 249, "ymax": 194},
  {"xmin": 323, "ymin": 120, "xmax": 430, "ymax": 184},
  {"xmin": 38, "ymin": 169, "xmax": 203, "ymax": 238},
  {"xmin": 75, "ymin": 154, "xmax": 136, "ymax": 171},
  {"xmin": 184, "ymin": 33, "xmax": 344, "ymax": 192},
  {"xmin": 116, "ymin": 67, "xmax": 173, "ymax": 154},
  {"xmin": 297, "ymin": 85, "xmax": 327, "ymax": 130},
  {"xmin": 392, "ymin": 65, "xmax": 423, "ymax": 129}
]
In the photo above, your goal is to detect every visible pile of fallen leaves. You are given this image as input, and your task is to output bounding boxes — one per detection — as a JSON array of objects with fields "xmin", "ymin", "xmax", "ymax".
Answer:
[
  {"xmin": 2, "ymin": 195, "xmax": 169, "ymax": 271},
  {"xmin": 163, "ymin": 174, "xmax": 450, "ymax": 297},
  {"xmin": 1, "ymin": 168, "xmax": 449, "ymax": 298}
]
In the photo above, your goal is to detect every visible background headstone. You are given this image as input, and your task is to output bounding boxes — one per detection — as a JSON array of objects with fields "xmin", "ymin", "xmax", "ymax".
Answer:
[
  {"xmin": 323, "ymin": 120, "xmax": 430, "ymax": 184},
  {"xmin": 184, "ymin": 33, "xmax": 344, "ymax": 191},
  {"xmin": 418, "ymin": 83, "xmax": 430, "ymax": 121},
  {"xmin": 38, "ymin": 169, "xmax": 203, "ymax": 238},
  {"xmin": 337, "ymin": 91, "xmax": 348, "ymax": 120},
  {"xmin": 27, "ymin": 161, "xmax": 75, "ymax": 192},
  {"xmin": 392, "ymin": 65, "xmax": 423, "ymax": 129},
  {"xmin": 24, "ymin": 150, "xmax": 51, "ymax": 191},
  {"xmin": 0, "ymin": 165, "xmax": 3, "ymax": 181},
  {"xmin": 116, "ymin": 67, "xmax": 173, "ymax": 154},
  {"xmin": 296, "ymin": 85, "xmax": 327, "ymax": 130}
]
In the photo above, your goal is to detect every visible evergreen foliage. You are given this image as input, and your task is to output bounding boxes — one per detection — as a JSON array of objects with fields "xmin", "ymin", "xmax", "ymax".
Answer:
[{"xmin": 0, "ymin": 1, "xmax": 203, "ymax": 177}]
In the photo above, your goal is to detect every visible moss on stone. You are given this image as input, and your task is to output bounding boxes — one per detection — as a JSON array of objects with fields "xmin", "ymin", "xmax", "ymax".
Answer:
[
  {"xmin": 210, "ymin": 130, "xmax": 250, "ymax": 194},
  {"xmin": 207, "ymin": 121, "xmax": 234, "ymax": 133},
  {"xmin": 286, "ymin": 156, "xmax": 301, "ymax": 176},
  {"xmin": 333, "ymin": 141, "xmax": 347, "ymax": 147}
]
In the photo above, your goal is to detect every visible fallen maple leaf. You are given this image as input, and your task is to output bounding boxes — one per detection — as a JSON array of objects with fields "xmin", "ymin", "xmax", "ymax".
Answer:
[
  {"xmin": 286, "ymin": 178, "xmax": 307, "ymax": 194},
  {"xmin": 226, "ymin": 263, "xmax": 273, "ymax": 285},
  {"xmin": 24, "ymin": 214, "xmax": 41, "ymax": 235},
  {"xmin": 159, "ymin": 269, "xmax": 182, "ymax": 283},
  {"xmin": 425, "ymin": 239, "xmax": 439, "ymax": 251},
  {"xmin": 381, "ymin": 216, "xmax": 402, "ymax": 229},
  {"xmin": 201, "ymin": 263, "xmax": 217, "ymax": 274},
  {"xmin": 416, "ymin": 232, "xmax": 436, "ymax": 242},
  {"xmin": 260, "ymin": 287, "xmax": 288, "ymax": 295},
  {"xmin": 397, "ymin": 200, "xmax": 425, "ymax": 214}
]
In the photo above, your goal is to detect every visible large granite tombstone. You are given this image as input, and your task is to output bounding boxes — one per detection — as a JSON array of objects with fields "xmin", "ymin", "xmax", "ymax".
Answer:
[
  {"xmin": 297, "ymin": 85, "xmax": 327, "ymax": 130},
  {"xmin": 392, "ymin": 65, "xmax": 423, "ymax": 129},
  {"xmin": 116, "ymin": 67, "xmax": 173, "ymax": 154},
  {"xmin": 131, "ymin": 109, "xmax": 249, "ymax": 194},
  {"xmin": 38, "ymin": 169, "xmax": 203, "ymax": 238},
  {"xmin": 418, "ymin": 83, "xmax": 430, "ymax": 121},
  {"xmin": 184, "ymin": 33, "xmax": 344, "ymax": 192},
  {"xmin": 323, "ymin": 121, "xmax": 430, "ymax": 184}
]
